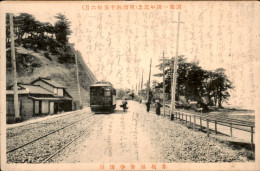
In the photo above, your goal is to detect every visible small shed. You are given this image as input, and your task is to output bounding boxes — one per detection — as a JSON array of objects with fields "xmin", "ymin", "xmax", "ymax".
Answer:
[{"xmin": 189, "ymin": 101, "xmax": 198, "ymax": 110}]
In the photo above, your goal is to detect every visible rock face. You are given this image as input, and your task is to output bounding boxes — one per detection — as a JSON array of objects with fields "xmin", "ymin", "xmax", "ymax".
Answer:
[{"xmin": 6, "ymin": 46, "xmax": 96, "ymax": 105}]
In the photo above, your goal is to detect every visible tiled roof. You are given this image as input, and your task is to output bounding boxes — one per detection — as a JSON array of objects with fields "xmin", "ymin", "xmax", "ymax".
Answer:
[
  {"xmin": 29, "ymin": 96, "xmax": 72, "ymax": 100},
  {"xmin": 40, "ymin": 78, "xmax": 65, "ymax": 88},
  {"xmin": 19, "ymin": 84, "xmax": 54, "ymax": 95}
]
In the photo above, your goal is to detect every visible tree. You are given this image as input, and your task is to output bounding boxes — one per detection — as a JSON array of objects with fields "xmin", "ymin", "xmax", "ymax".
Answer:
[
  {"xmin": 54, "ymin": 13, "xmax": 72, "ymax": 45},
  {"xmin": 154, "ymin": 56, "xmax": 206, "ymax": 102},
  {"xmin": 154, "ymin": 57, "xmax": 233, "ymax": 108},
  {"xmin": 116, "ymin": 89, "xmax": 126, "ymax": 100},
  {"xmin": 208, "ymin": 68, "xmax": 233, "ymax": 108}
]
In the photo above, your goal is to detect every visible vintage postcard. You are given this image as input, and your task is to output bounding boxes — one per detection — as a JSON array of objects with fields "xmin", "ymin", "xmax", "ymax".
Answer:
[{"xmin": 0, "ymin": 1, "xmax": 259, "ymax": 171}]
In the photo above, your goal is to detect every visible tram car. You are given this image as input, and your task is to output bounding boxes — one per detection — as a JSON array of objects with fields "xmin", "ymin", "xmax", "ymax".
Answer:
[{"xmin": 90, "ymin": 81, "xmax": 116, "ymax": 113}]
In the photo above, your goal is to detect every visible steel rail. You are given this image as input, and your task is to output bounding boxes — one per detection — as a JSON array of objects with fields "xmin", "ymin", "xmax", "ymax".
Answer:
[
  {"xmin": 41, "ymin": 116, "xmax": 109, "ymax": 163},
  {"xmin": 7, "ymin": 114, "xmax": 94, "ymax": 154},
  {"xmin": 7, "ymin": 110, "xmax": 85, "ymax": 130},
  {"xmin": 7, "ymin": 111, "xmax": 86, "ymax": 138}
]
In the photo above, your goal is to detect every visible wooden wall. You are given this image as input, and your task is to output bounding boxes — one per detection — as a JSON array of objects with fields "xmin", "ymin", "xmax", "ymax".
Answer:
[{"xmin": 6, "ymin": 94, "xmax": 34, "ymax": 122}]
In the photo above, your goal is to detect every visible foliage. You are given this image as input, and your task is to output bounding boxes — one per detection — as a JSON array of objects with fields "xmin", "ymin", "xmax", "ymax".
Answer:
[
  {"xmin": 6, "ymin": 13, "xmax": 74, "ymax": 64},
  {"xmin": 154, "ymin": 56, "xmax": 234, "ymax": 108},
  {"xmin": 44, "ymin": 52, "xmax": 52, "ymax": 61},
  {"xmin": 116, "ymin": 89, "xmax": 126, "ymax": 100},
  {"xmin": 204, "ymin": 68, "xmax": 234, "ymax": 108},
  {"xmin": 54, "ymin": 13, "xmax": 72, "ymax": 45}
]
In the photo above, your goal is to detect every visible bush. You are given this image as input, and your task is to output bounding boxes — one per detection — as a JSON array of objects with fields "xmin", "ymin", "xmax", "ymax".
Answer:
[
  {"xmin": 31, "ymin": 63, "xmax": 42, "ymax": 67},
  {"xmin": 6, "ymin": 117, "xmax": 14, "ymax": 124},
  {"xmin": 44, "ymin": 52, "xmax": 52, "ymax": 61}
]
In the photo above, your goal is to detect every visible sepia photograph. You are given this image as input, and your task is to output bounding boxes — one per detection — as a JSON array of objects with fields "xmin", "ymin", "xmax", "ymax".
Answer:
[{"xmin": 0, "ymin": 1, "xmax": 259, "ymax": 171}]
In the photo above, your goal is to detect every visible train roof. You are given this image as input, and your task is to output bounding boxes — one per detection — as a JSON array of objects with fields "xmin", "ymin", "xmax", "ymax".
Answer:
[
  {"xmin": 91, "ymin": 83, "xmax": 113, "ymax": 87},
  {"xmin": 91, "ymin": 81, "xmax": 114, "ymax": 87}
]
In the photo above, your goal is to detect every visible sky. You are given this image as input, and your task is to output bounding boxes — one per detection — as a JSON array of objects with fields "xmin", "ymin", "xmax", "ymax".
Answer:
[{"xmin": 2, "ymin": 1, "xmax": 260, "ymax": 109}]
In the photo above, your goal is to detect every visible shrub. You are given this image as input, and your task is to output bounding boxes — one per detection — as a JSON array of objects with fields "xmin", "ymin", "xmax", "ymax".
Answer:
[{"xmin": 44, "ymin": 52, "xmax": 52, "ymax": 61}]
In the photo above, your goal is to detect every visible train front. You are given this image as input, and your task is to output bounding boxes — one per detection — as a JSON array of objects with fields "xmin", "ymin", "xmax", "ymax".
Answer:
[{"xmin": 90, "ymin": 83, "xmax": 116, "ymax": 113}]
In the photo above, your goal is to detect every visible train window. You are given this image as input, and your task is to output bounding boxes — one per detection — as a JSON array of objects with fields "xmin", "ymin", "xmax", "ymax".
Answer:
[
  {"xmin": 112, "ymin": 89, "xmax": 116, "ymax": 95},
  {"xmin": 100, "ymin": 88, "xmax": 104, "ymax": 96},
  {"xmin": 104, "ymin": 89, "xmax": 111, "ymax": 96},
  {"xmin": 90, "ymin": 88, "xmax": 96, "ymax": 96}
]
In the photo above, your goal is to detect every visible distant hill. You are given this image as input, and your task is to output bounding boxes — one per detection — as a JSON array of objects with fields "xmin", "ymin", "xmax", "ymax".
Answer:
[{"xmin": 6, "ymin": 46, "xmax": 97, "ymax": 104}]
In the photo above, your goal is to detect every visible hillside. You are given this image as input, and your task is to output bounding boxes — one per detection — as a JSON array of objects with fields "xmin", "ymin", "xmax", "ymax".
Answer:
[{"xmin": 6, "ymin": 46, "xmax": 96, "ymax": 105}]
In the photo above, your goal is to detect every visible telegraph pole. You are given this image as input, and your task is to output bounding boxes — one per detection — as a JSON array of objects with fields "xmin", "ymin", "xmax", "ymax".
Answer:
[
  {"xmin": 141, "ymin": 69, "xmax": 143, "ymax": 92},
  {"xmin": 147, "ymin": 58, "xmax": 152, "ymax": 102},
  {"xmin": 10, "ymin": 13, "xmax": 20, "ymax": 122},
  {"xmin": 162, "ymin": 51, "xmax": 166, "ymax": 117},
  {"xmin": 69, "ymin": 44, "xmax": 82, "ymax": 109},
  {"xmin": 138, "ymin": 74, "xmax": 140, "ymax": 95},
  {"xmin": 171, "ymin": 12, "xmax": 181, "ymax": 118}
]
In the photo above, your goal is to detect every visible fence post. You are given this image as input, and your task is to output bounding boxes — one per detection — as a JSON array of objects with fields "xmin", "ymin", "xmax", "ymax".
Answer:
[
  {"xmin": 206, "ymin": 119, "xmax": 209, "ymax": 137},
  {"xmin": 251, "ymin": 126, "xmax": 254, "ymax": 151},
  {"xmin": 200, "ymin": 117, "xmax": 202, "ymax": 130},
  {"xmin": 185, "ymin": 114, "xmax": 187, "ymax": 124},
  {"xmin": 194, "ymin": 115, "xmax": 196, "ymax": 129},
  {"xmin": 215, "ymin": 121, "xmax": 217, "ymax": 134},
  {"xmin": 189, "ymin": 115, "xmax": 191, "ymax": 125},
  {"xmin": 171, "ymin": 110, "xmax": 174, "ymax": 120},
  {"xmin": 182, "ymin": 113, "xmax": 183, "ymax": 122},
  {"xmin": 230, "ymin": 123, "xmax": 232, "ymax": 137}
]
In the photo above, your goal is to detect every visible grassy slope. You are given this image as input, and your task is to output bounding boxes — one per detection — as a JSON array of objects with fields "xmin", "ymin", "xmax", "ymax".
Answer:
[{"xmin": 6, "ymin": 46, "xmax": 96, "ymax": 104}]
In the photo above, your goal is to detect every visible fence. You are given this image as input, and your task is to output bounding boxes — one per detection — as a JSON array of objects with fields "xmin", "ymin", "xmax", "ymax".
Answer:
[{"xmin": 167, "ymin": 110, "xmax": 255, "ymax": 151}]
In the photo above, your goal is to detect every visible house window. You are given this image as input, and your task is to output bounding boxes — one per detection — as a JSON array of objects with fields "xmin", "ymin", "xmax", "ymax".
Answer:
[{"xmin": 57, "ymin": 88, "xmax": 63, "ymax": 96}]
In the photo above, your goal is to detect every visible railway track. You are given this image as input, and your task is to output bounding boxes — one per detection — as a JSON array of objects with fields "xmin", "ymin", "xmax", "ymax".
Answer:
[
  {"xmin": 6, "ymin": 111, "xmax": 91, "ymax": 151},
  {"xmin": 42, "ymin": 115, "xmax": 109, "ymax": 163},
  {"xmin": 7, "ymin": 110, "xmax": 88, "ymax": 139},
  {"xmin": 7, "ymin": 114, "xmax": 94, "ymax": 154},
  {"xmin": 7, "ymin": 113, "xmax": 109, "ymax": 163}
]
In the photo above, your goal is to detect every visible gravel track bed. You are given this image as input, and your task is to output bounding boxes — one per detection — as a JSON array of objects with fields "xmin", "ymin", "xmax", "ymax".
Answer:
[
  {"xmin": 49, "ymin": 115, "xmax": 111, "ymax": 163},
  {"xmin": 7, "ymin": 111, "xmax": 86, "ymax": 138},
  {"xmin": 7, "ymin": 112, "xmax": 90, "ymax": 151},
  {"xmin": 140, "ymin": 112, "xmax": 250, "ymax": 162},
  {"xmin": 7, "ymin": 114, "xmax": 106, "ymax": 163}
]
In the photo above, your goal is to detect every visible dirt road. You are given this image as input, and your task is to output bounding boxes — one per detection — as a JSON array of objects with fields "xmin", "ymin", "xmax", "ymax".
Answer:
[
  {"xmin": 51, "ymin": 100, "xmax": 251, "ymax": 163},
  {"xmin": 53, "ymin": 100, "xmax": 164, "ymax": 163}
]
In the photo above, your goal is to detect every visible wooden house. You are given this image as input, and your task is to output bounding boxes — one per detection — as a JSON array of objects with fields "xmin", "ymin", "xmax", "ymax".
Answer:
[{"xmin": 6, "ymin": 78, "xmax": 73, "ymax": 123}]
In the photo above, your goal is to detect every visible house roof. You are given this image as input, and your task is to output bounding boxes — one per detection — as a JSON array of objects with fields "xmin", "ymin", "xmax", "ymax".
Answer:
[
  {"xmin": 31, "ymin": 77, "xmax": 65, "ymax": 88},
  {"xmin": 19, "ymin": 84, "xmax": 54, "ymax": 95},
  {"xmin": 29, "ymin": 96, "xmax": 72, "ymax": 101}
]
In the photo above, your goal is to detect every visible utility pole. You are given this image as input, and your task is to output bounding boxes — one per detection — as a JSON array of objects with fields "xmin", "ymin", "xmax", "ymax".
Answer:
[
  {"xmin": 162, "ymin": 51, "xmax": 166, "ymax": 117},
  {"xmin": 141, "ymin": 69, "xmax": 143, "ymax": 93},
  {"xmin": 147, "ymin": 58, "xmax": 152, "ymax": 102},
  {"xmin": 171, "ymin": 12, "xmax": 181, "ymax": 118},
  {"xmin": 138, "ymin": 74, "xmax": 140, "ymax": 95},
  {"xmin": 69, "ymin": 44, "xmax": 82, "ymax": 109},
  {"xmin": 10, "ymin": 13, "xmax": 20, "ymax": 122}
]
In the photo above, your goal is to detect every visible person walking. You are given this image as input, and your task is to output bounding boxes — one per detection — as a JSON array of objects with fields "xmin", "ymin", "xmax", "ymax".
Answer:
[
  {"xmin": 146, "ymin": 101, "xmax": 151, "ymax": 113},
  {"xmin": 122, "ymin": 99, "xmax": 128, "ymax": 112},
  {"xmin": 155, "ymin": 100, "xmax": 162, "ymax": 115}
]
